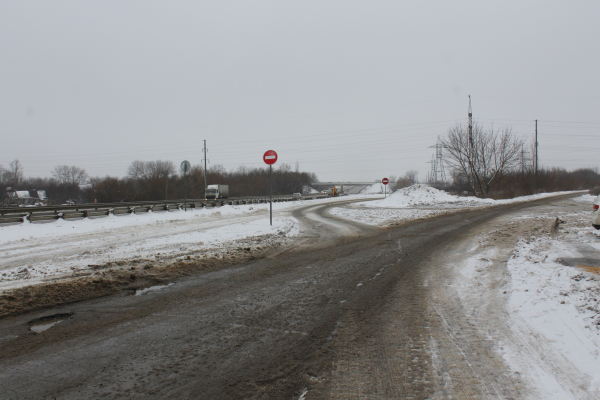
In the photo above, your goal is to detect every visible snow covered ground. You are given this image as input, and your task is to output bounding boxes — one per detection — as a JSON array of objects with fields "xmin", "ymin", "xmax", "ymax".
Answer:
[
  {"xmin": 363, "ymin": 182, "xmax": 384, "ymax": 194},
  {"xmin": 453, "ymin": 193, "xmax": 600, "ymax": 399},
  {"xmin": 0, "ymin": 196, "xmax": 373, "ymax": 290},
  {"xmin": 1, "ymin": 184, "xmax": 597, "ymax": 396},
  {"xmin": 331, "ymin": 184, "xmax": 579, "ymax": 226},
  {"xmin": 0, "ymin": 186, "xmax": 582, "ymax": 290}
]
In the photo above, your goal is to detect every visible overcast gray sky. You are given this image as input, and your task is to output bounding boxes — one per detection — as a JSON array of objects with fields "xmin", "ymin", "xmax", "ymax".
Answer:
[{"xmin": 1, "ymin": 0, "xmax": 599, "ymax": 182}]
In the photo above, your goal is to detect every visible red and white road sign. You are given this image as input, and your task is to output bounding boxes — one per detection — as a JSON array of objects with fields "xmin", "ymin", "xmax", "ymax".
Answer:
[
  {"xmin": 382, "ymin": 178, "xmax": 389, "ymax": 185},
  {"xmin": 263, "ymin": 150, "xmax": 278, "ymax": 165}
]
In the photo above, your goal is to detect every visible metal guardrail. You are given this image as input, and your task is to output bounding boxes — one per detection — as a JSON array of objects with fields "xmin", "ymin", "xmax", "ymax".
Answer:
[{"xmin": 0, "ymin": 194, "xmax": 329, "ymax": 224}]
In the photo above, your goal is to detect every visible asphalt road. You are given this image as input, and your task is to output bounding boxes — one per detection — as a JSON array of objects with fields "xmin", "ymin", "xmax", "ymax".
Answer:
[{"xmin": 0, "ymin": 195, "xmax": 575, "ymax": 399}]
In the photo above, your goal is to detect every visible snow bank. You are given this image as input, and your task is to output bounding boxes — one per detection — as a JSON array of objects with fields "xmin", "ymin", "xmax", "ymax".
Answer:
[
  {"xmin": 573, "ymin": 194, "xmax": 597, "ymax": 204},
  {"xmin": 330, "ymin": 185, "xmax": 583, "ymax": 227},
  {"xmin": 363, "ymin": 184, "xmax": 478, "ymax": 208},
  {"xmin": 452, "ymin": 206, "xmax": 600, "ymax": 399},
  {"xmin": 0, "ymin": 195, "xmax": 372, "ymax": 290},
  {"xmin": 363, "ymin": 183, "xmax": 383, "ymax": 194},
  {"xmin": 506, "ymin": 235, "xmax": 600, "ymax": 398},
  {"xmin": 360, "ymin": 184, "xmax": 582, "ymax": 209}
]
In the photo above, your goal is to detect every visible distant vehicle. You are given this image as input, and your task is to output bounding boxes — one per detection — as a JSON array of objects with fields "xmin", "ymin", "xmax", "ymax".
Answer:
[
  {"xmin": 328, "ymin": 186, "xmax": 339, "ymax": 197},
  {"xmin": 292, "ymin": 193, "xmax": 302, "ymax": 200},
  {"xmin": 205, "ymin": 184, "xmax": 229, "ymax": 200},
  {"xmin": 593, "ymin": 195, "xmax": 600, "ymax": 229},
  {"xmin": 4, "ymin": 187, "xmax": 48, "ymax": 207}
]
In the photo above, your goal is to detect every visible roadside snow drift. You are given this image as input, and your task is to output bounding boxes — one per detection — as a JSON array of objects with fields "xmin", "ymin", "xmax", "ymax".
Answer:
[
  {"xmin": 363, "ymin": 184, "xmax": 479, "ymax": 208},
  {"xmin": 453, "ymin": 194, "xmax": 600, "ymax": 399},
  {"xmin": 330, "ymin": 184, "xmax": 582, "ymax": 226}
]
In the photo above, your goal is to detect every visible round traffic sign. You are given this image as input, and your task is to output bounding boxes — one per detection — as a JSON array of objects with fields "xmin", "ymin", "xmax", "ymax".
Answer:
[
  {"xmin": 263, "ymin": 150, "xmax": 278, "ymax": 165},
  {"xmin": 382, "ymin": 178, "xmax": 389, "ymax": 185},
  {"xmin": 180, "ymin": 160, "xmax": 191, "ymax": 173}
]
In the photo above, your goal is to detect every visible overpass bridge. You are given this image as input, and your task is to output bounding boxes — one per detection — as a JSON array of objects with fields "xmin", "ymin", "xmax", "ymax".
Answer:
[{"xmin": 311, "ymin": 182, "xmax": 378, "ymax": 194}]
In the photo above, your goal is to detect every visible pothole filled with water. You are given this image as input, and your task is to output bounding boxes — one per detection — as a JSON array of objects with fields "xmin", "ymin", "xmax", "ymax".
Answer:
[{"xmin": 28, "ymin": 312, "xmax": 74, "ymax": 333}]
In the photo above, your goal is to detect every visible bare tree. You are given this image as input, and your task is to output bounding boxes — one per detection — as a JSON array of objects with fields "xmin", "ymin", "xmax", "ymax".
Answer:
[
  {"xmin": 127, "ymin": 160, "xmax": 149, "ymax": 180},
  {"xmin": 395, "ymin": 170, "xmax": 419, "ymax": 189},
  {"xmin": 387, "ymin": 174, "xmax": 397, "ymax": 191},
  {"xmin": 442, "ymin": 123, "xmax": 523, "ymax": 196},
  {"xmin": 127, "ymin": 160, "xmax": 175, "ymax": 200},
  {"xmin": 128, "ymin": 160, "xmax": 175, "ymax": 181},
  {"xmin": 148, "ymin": 160, "xmax": 175, "ymax": 180},
  {"xmin": 5, "ymin": 159, "xmax": 24, "ymax": 186},
  {"xmin": 52, "ymin": 165, "xmax": 89, "ymax": 185}
]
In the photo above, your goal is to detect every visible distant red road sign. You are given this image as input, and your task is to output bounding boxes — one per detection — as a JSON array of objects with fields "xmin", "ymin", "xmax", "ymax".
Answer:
[
  {"xmin": 382, "ymin": 178, "xmax": 389, "ymax": 185},
  {"xmin": 263, "ymin": 150, "xmax": 278, "ymax": 165}
]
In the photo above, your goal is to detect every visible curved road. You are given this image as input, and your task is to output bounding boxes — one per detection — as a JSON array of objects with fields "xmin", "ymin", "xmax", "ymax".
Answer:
[{"xmin": 0, "ymin": 196, "xmax": 576, "ymax": 399}]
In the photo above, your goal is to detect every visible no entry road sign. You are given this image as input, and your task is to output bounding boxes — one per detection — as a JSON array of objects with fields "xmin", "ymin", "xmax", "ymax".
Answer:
[
  {"xmin": 263, "ymin": 150, "xmax": 278, "ymax": 165},
  {"xmin": 382, "ymin": 177, "xmax": 389, "ymax": 198},
  {"xmin": 264, "ymin": 150, "xmax": 278, "ymax": 226}
]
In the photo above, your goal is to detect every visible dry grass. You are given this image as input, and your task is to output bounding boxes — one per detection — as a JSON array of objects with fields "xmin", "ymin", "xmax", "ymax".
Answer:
[{"xmin": 576, "ymin": 265, "xmax": 600, "ymax": 275}]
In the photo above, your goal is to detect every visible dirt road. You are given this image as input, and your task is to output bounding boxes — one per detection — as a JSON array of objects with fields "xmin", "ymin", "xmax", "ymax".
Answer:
[{"xmin": 0, "ymin": 195, "xmax": 581, "ymax": 399}]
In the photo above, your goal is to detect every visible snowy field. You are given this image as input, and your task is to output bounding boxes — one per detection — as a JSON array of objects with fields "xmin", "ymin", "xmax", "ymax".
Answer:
[{"xmin": 454, "ymin": 193, "xmax": 600, "ymax": 399}]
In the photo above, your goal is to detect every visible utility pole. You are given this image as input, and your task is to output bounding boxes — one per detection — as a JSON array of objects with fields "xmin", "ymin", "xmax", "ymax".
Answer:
[
  {"xmin": 202, "ymin": 140, "xmax": 208, "ymax": 193},
  {"xmin": 467, "ymin": 95, "xmax": 476, "ymax": 194},
  {"xmin": 535, "ymin": 120, "xmax": 538, "ymax": 177},
  {"xmin": 468, "ymin": 95, "xmax": 473, "ymax": 147}
]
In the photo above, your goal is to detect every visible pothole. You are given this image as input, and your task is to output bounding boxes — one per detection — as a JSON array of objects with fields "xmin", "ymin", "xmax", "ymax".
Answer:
[
  {"xmin": 135, "ymin": 283, "xmax": 175, "ymax": 296},
  {"xmin": 28, "ymin": 312, "xmax": 74, "ymax": 333}
]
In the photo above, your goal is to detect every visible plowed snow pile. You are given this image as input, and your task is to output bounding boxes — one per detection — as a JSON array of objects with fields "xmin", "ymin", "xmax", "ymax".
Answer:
[
  {"xmin": 331, "ymin": 184, "xmax": 580, "ymax": 226},
  {"xmin": 363, "ymin": 184, "xmax": 483, "ymax": 208}
]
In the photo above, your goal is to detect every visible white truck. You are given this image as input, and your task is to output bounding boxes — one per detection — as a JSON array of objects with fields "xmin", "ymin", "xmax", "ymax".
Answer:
[{"xmin": 205, "ymin": 184, "xmax": 229, "ymax": 200}]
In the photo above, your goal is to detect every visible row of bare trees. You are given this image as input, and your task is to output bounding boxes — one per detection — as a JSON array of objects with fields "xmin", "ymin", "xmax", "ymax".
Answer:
[
  {"xmin": 0, "ymin": 160, "xmax": 24, "ymax": 187},
  {"xmin": 89, "ymin": 162, "xmax": 317, "ymax": 203},
  {"xmin": 0, "ymin": 160, "xmax": 91, "ymax": 204},
  {"xmin": 52, "ymin": 165, "xmax": 89, "ymax": 186},
  {"xmin": 440, "ymin": 122, "xmax": 600, "ymax": 197},
  {"xmin": 1, "ymin": 159, "xmax": 317, "ymax": 204}
]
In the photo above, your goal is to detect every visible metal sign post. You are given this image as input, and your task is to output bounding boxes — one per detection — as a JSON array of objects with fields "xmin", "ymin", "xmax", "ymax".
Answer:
[
  {"xmin": 382, "ymin": 177, "xmax": 389, "ymax": 198},
  {"xmin": 181, "ymin": 160, "xmax": 191, "ymax": 211},
  {"xmin": 263, "ymin": 150, "xmax": 278, "ymax": 226},
  {"xmin": 270, "ymin": 165, "xmax": 273, "ymax": 225}
]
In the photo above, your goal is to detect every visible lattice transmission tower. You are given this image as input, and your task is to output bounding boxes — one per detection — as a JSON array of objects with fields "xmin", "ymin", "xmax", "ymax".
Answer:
[{"xmin": 429, "ymin": 136, "xmax": 446, "ymax": 186}]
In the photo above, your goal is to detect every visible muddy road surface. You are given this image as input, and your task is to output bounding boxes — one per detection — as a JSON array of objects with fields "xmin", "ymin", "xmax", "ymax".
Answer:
[{"xmin": 0, "ymin": 196, "xmax": 576, "ymax": 399}]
